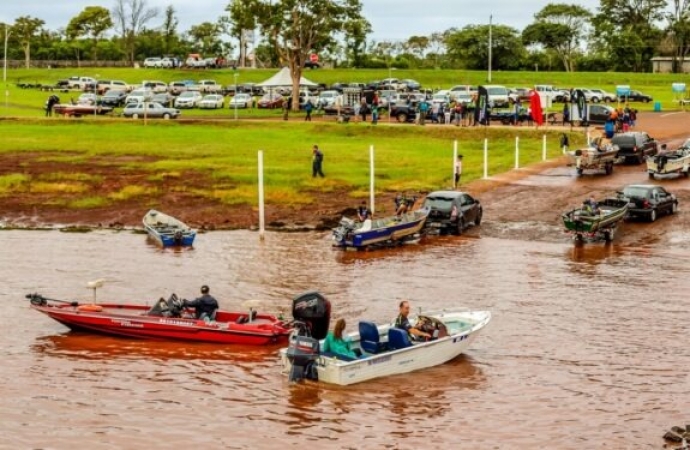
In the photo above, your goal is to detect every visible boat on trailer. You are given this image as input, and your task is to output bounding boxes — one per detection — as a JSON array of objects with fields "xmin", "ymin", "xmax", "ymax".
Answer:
[
  {"xmin": 281, "ymin": 292, "xmax": 491, "ymax": 385},
  {"xmin": 332, "ymin": 209, "xmax": 429, "ymax": 249},
  {"xmin": 142, "ymin": 209, "xmax": 196, "ymax": 247},
  {"xmin": 561, "ymin": 197, "xmax": 629, "ymax": 242}
]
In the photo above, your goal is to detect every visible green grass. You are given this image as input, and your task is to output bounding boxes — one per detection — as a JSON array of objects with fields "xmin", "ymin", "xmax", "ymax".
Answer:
[{"xmin": 0, "ymin": 119, "xmax": 584, "ymax": 208}]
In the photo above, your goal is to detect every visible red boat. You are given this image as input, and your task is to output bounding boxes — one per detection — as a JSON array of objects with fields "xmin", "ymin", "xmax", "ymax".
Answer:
[{"xmin": 27, "ymin": 293, "xmax": 292, "ymax": 346}]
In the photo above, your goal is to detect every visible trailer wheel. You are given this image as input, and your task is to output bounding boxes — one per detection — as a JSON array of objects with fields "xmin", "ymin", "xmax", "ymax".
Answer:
[
  {"xmin": 648, "ymin": 172, "xmax": 655, "ymax": 179},
  {"xmin": 684, "ymin": 171, "xmax": 689, "ymax": 178},
  {"xmin": 604, "ymin": 228, "xmax": 615, "ymax": 242},
  {"xmin": 605, "ymin": 162, "xmax": 613, "ymax": 175},
  {"xmin": 576, "ymin": 168, "xmax": 583, "ymax": 176}
]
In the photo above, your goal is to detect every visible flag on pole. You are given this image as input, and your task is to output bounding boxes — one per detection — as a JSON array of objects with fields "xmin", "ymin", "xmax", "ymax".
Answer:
[{"xmin": 530, "ymin": 90, "xmax": 543, "ymax": 126}]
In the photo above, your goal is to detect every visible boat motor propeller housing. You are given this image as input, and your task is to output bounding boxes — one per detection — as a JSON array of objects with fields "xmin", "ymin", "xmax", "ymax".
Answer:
[{"xmin": 286, "ymin": 291, "xmax": 331, "ymax": 382}]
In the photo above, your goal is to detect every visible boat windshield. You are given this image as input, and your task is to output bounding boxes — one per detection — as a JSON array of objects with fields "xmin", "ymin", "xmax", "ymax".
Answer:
[{"xmin": 622, "ymin": 186, "xmax": 650, "ymax": 199}]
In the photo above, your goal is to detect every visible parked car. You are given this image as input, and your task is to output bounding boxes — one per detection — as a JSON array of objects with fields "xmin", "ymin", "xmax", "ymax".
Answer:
[
  {"xmin": 238, "ymin": 83, "xmax": 264, "ymax": 96},
  {"xmin": 576, "ymin": 88, "xmax": 616, "ymax": 103},
  {"xmin": 169, "ymin": 81, "xmax": 190, "ymax": 95},
  {"xmin": 423, "ymin": 191, "xmax": 483, "ymax": 235},
  {"xmin": 100, "ymin": 89, "xmax": 128, "ymax": 107},
  {"xmin": 449, "ymin": 85, "xmax": 478, "ymax": 101},
  {"xmin": 621, "ymin": 184, "xmax": 678, "ymax": 222},
  {"xmin": 199, "ymin": 94, "xmax": 225, "ymax": 109},
  {"xmin": 583, "ymin": 104, "xmax": 616, "ymax": 125},
  {"xmin": 197, "ymin": 80, "xmax": 223, "ymax": 94},
  {"xmin": 122, "ymin": 102, "xmax": 180, "ymax": 119},
  {"xmin": 257, "ymin": 93, "xmax": 284, "ymax": 109},
  {"xmin": 125, "ymin": 88, "xmax": 154, "ymax": 104},
  {"xmin": 77, "ymin": 93, "xmax": 98, "ymax": 105},
  {"xmin": 174, "ymin": 90, "xmax": 203, "ymax": 108},
  {"xmin": 510, "ymin": 87, "xmax": 532, "ymax": 103},
  {"xmin": 143, "ymin": 80, "xmax": 168, "ymax": 93},
  {"xmin": 622, "ymin": 90, "xmax": 653, "ymax": 103},
  {"xmin": 151, "ymin": 92, "xmax": 174, "ymax": 108},
  {"xmin": 143, "ymin": 57, "xmax": 162, "ymax": 68},
  {"xmin": 379, "ymin": 78, "xmax": 404, "ymax": 90},
  {"xmin": 611, "ymin": 132, "xmax": 658, "ymax": 164},
  {"xmin": 229, "ymin": 93, "xmax": 253, "ymax": 109},
  {"xmin": 96, "ymin": 80, "xmax": 130, "ymax": 94},
  {"xmin": 66, "ymin": 76, "xmax": 97, "ymax": 91},
  {"xmin": 401, "ymin": 79, "xmax": 421, "ymax": 91},
  {"xmin": 317, "ymin": 90, "xmax": 339, "ymax": 109}
]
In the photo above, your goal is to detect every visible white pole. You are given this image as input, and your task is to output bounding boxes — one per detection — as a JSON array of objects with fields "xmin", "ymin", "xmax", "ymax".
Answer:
[
  {"xmin": 4, "ymin": 25, "xmax": 10, "ymax": 111},
  {"xmin": 542, "ymin": 134, "xmax": 546, "ymax": 161},
  {"xmin": 234, "ymin": 73, "xmax": 238, "ymax": 121},
  {"xmin": 586, "ymin": 130, "xmax": 591, "ymax": 145},
  {"xmin": 453, "ymin": 140, "xmax": 458, "ymax": 188},
  {"xmin": 515, "ymin": 136, "xmax": 519, "ymax": 169},
  {"xmin": 369, "ymin": 145, "xmax": 375, "ymax": 215},
  {"xmin": 488, "ymin": 15, "xmax": 492, "ymax": 83},
  {"xmin": 483, "ymin": 138, "xmax": 488, "ymax": 179},
  {"xmin": 258, "ymin": 150, "xmax": 265, "ymax": 241}
]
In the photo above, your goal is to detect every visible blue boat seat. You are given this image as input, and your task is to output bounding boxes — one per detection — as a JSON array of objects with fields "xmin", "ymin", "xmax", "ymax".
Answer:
[
  {"xmin": 359, "ymin": 321, "xmax": 386, "ymax": 354},
  {"xmin": 388, "ymin": 327, "xmax": 413, "ymax": 350}
]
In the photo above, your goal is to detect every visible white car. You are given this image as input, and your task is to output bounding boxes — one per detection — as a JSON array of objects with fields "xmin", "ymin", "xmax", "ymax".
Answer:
[
  {"xmin": 143, "ymin": 80, "xmax": 168, "ymax": 93},
  {"xmin": 317, "ymin": 90, "xmax": 339, "ymax": 108},
  {"xmin": 143, "ymin": 57, "xmax": 162, "ymax": 68},
  {"xmin": 125, "ymin": 88, "xmax": 153, "ymax": 104},
  {"xmin": 123, "ymin": 102, "xmax": 180, "ymax": 119},
  {"xmin": 199, "ymin": 94, "xmax": 225, "ymax": 109},
  {"xmin": 229, "ymin": 93, "xmax": 253, "ymax": 109},
  {"xmin": 174, "ymin": 91, "xmax": 203, "ymax": 108},
  {"xmin": 432, "ymin": 90, "xmax": 451, "ymax": 106}
]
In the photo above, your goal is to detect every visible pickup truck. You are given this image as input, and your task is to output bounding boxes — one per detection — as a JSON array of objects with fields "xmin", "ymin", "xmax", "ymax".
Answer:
[
  {"xmin": 66, "ymin": 76, "xmax": 97, "ymax": 91},
  {"xmin": 196, "ymin": 80, "xmax": 223, "ymax": 94}
]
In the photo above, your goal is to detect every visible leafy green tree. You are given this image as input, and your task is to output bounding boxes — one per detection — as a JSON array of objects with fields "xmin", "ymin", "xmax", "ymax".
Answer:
[
  {"xmin": 112, "ymin": 0, "xmax": 159, "ymax": 65},
  {"xmin": 187, "ymin": 22, "xmax": 224, "ymax": 56},
  {"xmin": 522, "ymin": 3, "xmax": 592, "ymax": 71},
  {"xmin": 161, "ymin": 5, "xmax": 179, "ymax": 55},
  {"xmin": 226, "ymin": 0, "xmax": 257, "ymax": 67},
  {"xmin": 342, "ymin": 17, "xmax": 371, "ymax": 67},
  {"xmin": 12, "ymin": 16, "xmax": 45, "ymax": 68},
  {"xmin": 66, "ymin": 7, "xmax": 113, "ymax": 62},
  {"xmin": 666, "ymin": 0, "xmax": 690, "ymax": 72},
  {"xmin": 446, "ymin": 24, "xmax": 525, "ymax": 71},
  {"xmin": 237, "ymin": 0, "xmax": 367, "ymax": 111}
]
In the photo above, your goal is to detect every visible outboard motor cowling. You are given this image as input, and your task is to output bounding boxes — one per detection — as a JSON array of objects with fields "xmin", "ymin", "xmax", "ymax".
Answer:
[{"xmin": 286, "ymin": 291, "xmax": 331, "ymax": 382}]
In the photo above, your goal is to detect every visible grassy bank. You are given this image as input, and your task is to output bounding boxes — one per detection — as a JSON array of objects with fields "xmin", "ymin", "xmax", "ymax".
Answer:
[
  {"xmin": 1, "ymin": 68, "xmax": 688, "ymax": 118},
  {"xmin": 0, "ymin": 119, "xmax": 584, "ymax": 208}
]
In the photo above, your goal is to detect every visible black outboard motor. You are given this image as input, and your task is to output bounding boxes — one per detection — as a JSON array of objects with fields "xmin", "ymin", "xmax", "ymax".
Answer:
[{"xmin": 286, "ymin": 291, "xmax": 331, "ymax": 382}]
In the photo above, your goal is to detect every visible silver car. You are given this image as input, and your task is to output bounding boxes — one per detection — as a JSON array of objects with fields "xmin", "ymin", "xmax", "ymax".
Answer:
[{"xmin": 122, "ymin": 102, "xmax": 180, "ymax": 119}]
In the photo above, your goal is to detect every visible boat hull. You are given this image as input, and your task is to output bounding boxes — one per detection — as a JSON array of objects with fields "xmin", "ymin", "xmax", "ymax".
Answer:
[
  {"xmin": 143, "ymin": 209, "xmax": 196, "ymax": 247},
  {"xmin": 32, "ymin": 303, "xmax": 290, "ymax": 345},
  {"xmin": 562, "ymin": 198, "xmax": 628, "ymax": 236},
  {"xmin": 333, "ymin": 211, "xmax": 428, "ymax": 249},
  {"xmin": 281, "ymin": 310, "xmax": 491, "ymax": 385}
]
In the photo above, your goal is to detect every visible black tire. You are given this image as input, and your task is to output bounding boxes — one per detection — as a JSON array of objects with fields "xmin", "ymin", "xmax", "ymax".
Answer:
[
  {"xmin": 649, "ymin": 209, "xmax": 657, "ymax": 222},
  {"xmin": 604, "ymin": 229, "xmax": 614, "ymax": 242},
  {"xmin": 576, "ymin": 167, "xmax": 583, "ymax": 176},
  {"xmin": 397, "ymin": 113, "xmax": 407, "ymax": 123},
  {"xmin": 672, "ymin": 202, "xmax": 678, "ymax": 214},
  {"xmin": 455, "ymin": 219, "xmax": 464, "ymax": 236},
  {"xmin": 644, "ymin": 98, "xmax": 650, "ymax": 103},
  {"xmin": 648, "ymin": 172, "xmax": 655, "ymax": 179},
  {"xmin": 605, "ymin": 162, "xmax": 613, "ymax": 175},
  {"xmin": 591, "ymin": 97, "xmax": 600, "ymax": 103},
  {"xmin": 474, "ymin": 210, "xmax": 482, "ymax": 226},
  {"xmin": 684, "ymin": 171, "xmax": 689, "ymax": 178}
]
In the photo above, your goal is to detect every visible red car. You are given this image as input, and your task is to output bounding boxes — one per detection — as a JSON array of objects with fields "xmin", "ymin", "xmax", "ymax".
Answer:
[{"xmin": 257, "ymin": 93, "xmax": 284, "ymax": 109}]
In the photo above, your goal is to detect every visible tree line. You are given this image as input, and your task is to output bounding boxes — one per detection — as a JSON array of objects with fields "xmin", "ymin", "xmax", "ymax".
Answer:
[{"xmin": 2, "ymin": 0, "xmax": 689, "ymax": 74}]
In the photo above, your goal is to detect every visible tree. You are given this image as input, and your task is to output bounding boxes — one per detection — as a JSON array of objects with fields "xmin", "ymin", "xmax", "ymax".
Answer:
[
  {"xmin": 666, "ymin": 0, "xmax": 690, "ymax": 72},
  {"xmin": 66, "ymin": 7, "xmax": 113, "ymax": 62},
  {"xmin": 342, "ymin": 17, "xmax": 371, "ymax": 67},
  {"xmin": 522, "ymin": 3, "xmax": 592, "ymax": 71},
  {"xmin": 12, "ymin": 16, "xmax": 45, "ymax": 68},
  {"xmin": 240, "ymin": 0, "xmax": 368, "ymax": 111},
  {"xmin": 591, "ymin": 0, "xmax": 664, "ymax": 71},
  {"xmin": 187, "ymin": 22, "xmax": 224, "ymax": 55},
  {"xmin": 446, "ymin": 24, "xmax": 525, "ymax": 71},
  {"xmin": 161, "ymin": 5, "xmax": 179, "ymax": 55},
  {"xmin": 112, "ymin": 0, "xmax": 159, "ymax": 65},
  {"xmin": 406, "ymin": 35, "xmax": 429, "ymax": 60},
  {"xmin": 226, "ymin": 0, "xmax": 257, "ymax": 67}
]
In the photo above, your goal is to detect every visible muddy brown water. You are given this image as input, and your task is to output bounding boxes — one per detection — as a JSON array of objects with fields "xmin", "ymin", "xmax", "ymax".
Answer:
[{"xmin": 3, "ymin": 179, "xmax": 690, "ymax": 450}]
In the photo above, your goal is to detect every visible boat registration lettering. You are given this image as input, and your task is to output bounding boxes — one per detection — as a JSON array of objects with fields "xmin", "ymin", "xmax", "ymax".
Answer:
[
  {"xmin": 398, "ymin": 359, "xmax": 414, "ymax": 366},
  {"xmin": 158, "ymin": 319, "xmax": 194, "ymax": 327},
  {"xmin": 367, "ymin": 354, "xmax": 392, "ymax": 366},
  {"xmin": 453, "ymin": 335, "xmax": 468, "ymax": 343},
  {"xmin": 111, "ymin": 319, "xmax": 144, "ymax": 328}
]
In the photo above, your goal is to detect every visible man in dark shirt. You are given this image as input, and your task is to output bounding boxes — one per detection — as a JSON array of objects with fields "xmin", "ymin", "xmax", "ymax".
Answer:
[
  {"xmin": 394, "ymin": 300, "xmax": 431, "ymax": 340},
  {"xmin": 183, "ymin": 285, "xmax": 219, "ymax": 321}
]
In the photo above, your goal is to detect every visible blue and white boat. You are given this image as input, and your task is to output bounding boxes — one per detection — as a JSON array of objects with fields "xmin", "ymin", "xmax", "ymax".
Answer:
[
  {"xmin": 332, "ymin": 209, "xmax": 429, "ymax": 249},
  {"xmin": 142, "ymin": 209, "xmax": 196, "ymax": 247}
]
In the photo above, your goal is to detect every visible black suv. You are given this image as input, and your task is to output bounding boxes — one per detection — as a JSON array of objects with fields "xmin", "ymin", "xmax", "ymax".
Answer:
[
  {"xmin": 423, "ymin": 191, "xmax": 482, "ymax": 235},
  {"xmin": 611, "ymin": 132, "xmax": 658, "ymax": 164}
]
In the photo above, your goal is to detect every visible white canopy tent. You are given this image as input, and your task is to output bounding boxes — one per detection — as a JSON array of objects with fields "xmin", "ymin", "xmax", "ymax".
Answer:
[{"xmin": 256, "ymin": 67, "xmax": 318, "ymax": 88}]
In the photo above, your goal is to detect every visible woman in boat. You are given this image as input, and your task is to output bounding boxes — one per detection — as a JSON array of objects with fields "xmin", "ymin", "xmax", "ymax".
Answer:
[{"xmin": 322, "ymin": 318, "xmax": 358, "ymax": 359}]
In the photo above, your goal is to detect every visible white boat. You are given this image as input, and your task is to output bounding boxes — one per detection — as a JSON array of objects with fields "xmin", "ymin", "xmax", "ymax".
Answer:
[
  {"xmin": 281, "ymin": 309, "xmax": 491, "ymax": 386},
  {"xmin": 647, "ymin": 141, "xmax": 690, "ymax": 178},
  {"xmin": 142, "ymin": 209, "xmax": 196, "ymax": 247}
]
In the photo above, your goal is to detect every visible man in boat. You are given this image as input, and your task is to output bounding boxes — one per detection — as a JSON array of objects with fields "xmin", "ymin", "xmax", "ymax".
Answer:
[
  {"xmin": 357, "ymin": 201, "xmax": 371, "ymax": 222},
  {"xmin": 183, "ymin": 285, "xmax": 219, "ymax": 322},
  {"xmin": 394, "ymin": 300, "xmax": 432, "ymax": 341},
  {"xmin": 583, "ymin": 196, "xmax": 600, "ymax": 215}
]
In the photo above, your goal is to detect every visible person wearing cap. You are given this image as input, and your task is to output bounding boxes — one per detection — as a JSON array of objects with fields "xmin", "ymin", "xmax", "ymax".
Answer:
[{"xmin": 183, "ymin": 285, "xmax": 219, "ymax": 321}]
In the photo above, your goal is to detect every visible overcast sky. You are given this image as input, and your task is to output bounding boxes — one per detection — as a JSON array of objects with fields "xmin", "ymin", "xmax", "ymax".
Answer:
[{"xmin": 1, "ymin": 0, "xmax": 603, "ymax": 41}]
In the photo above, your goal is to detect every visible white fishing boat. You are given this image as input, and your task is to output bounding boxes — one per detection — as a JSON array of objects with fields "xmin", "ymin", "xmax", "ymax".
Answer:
[
  {"xmin": 142, "ymin": 209, "xmax": 196, "ymax": 247},
  {"xmin": 282, "ymin": 300, "xmax": 491, "ymax": 386}
]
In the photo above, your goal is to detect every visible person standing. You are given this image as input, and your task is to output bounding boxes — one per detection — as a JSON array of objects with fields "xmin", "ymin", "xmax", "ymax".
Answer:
[
  {"xmin": 371, "ymin": 102, "xmax": 379, "ymax": 125},
  {"xmin": 304, "ymin": 99, "xmax": 313, "ymax": 121},
  {"xmin": 418, "ymin": 98, "xmax": 429, "ymax": 126},
  {"xmin": 282, "ymin": 100, "xmax": 289, "ymax": 121},
  {"xmin": 45, "ymin": 95, "xmax": 59, "ymax": 117},
  {"xmin": 312, "ymin": 145, "xmax": 325, "ymax": 178},
  {"xmin": 454, "ymin": 154, "xmax": 463, "ymax": 188}
]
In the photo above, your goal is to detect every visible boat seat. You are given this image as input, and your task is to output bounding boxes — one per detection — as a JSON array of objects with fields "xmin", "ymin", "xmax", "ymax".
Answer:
[
  {"xmin": 388, "ymin": 327, "xmax": 413, "ymax": 350},
  {"xmin": 359, "ymin": 321, "xmax": 386, "ymax": 354}
]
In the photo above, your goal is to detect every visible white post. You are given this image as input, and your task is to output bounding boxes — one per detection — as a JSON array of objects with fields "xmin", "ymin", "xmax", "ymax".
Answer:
[
  {"xmin": 586, "ymin": 130, "xmax": 591, "ymax": 145},
  {"xmin": 483, "ymin": 138, "xmax": 488, "ymax": 179},
  {"xmin": 4, "ymin": 25, "xmax": 10, "ymax": 111},
  {"xmin": 234, "ymin": 73, "xmax": 239, "ymax": 121},
  {"xmin": 542, "ymin": 134, "xmax": 546, "ymax": 161},
  {"xmin": 258, "ymin": 150, "xmax": 265, "ymax": 241},
  {"xmin": 488, "ymin": 15, "xmax": 492, "ymax": 83},
  {"xmin": 453, "ymin": 140, "xmax": 458, "ymax": 187},
  {"xmin": 515, "ymin": 136, "xmax": 519, "ymax": 169},
  {"xmin": 369, "ymin": 145, "xmax": 375, "ymax": 215}
]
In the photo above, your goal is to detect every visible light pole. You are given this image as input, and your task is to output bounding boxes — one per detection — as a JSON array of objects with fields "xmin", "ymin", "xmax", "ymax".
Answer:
[
  {"xmin": 488, "ymin": 15, "xmax": 493, "ymax": 83},
  {"xmin": 4, "ymin": 24, "xmax": 11, "ymax": 111},
  {"xmin": 234, "ymin": 72, "xmax": 239, "ymax": 120}
]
